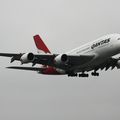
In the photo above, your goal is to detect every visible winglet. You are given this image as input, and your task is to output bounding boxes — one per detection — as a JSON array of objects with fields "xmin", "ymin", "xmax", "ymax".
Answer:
[{"xmin": 33, "ymin": 35, "xmax": 51, "ymax": 53}]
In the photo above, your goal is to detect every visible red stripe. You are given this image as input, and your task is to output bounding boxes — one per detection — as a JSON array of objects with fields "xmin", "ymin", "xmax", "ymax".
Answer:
[{"xmin": 42, "ymin": 67, "xmax": 60, "ymax": 75}]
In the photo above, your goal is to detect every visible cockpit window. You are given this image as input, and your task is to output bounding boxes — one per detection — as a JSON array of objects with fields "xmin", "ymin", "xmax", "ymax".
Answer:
[{"xmin": 118, "ymin": 38, "xmax": 120, "ymax": 40}]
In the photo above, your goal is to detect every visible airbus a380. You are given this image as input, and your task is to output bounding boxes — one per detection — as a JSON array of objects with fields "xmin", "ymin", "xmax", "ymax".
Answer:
[{"xmin": 0, "ymin": 33, "xmax": 120, "ymax": 77}]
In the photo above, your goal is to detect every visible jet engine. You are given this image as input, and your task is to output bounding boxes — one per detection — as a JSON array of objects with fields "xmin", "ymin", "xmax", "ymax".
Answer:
[
  {"xmin": 116, "ymin": 60, "xmax": 120, "ymax": 68},
  {"xmin": 54, "ymin": 54, "xmax": 68, "ymax": 65},
  {"xmin": 20, "ymin": 53, "xmax": 34, "ymax": 64}
]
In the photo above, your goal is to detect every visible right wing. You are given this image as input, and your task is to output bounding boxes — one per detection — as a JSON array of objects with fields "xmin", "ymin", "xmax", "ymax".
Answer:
[{"xmin": 92, "ymin": 57, "xmax": 120, "ymax": 71}]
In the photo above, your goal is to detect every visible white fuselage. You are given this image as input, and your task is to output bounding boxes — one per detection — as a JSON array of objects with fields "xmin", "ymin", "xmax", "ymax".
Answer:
[{"xmin": 66, "ymin": 34, "xmax": 120, "ymax": 72}]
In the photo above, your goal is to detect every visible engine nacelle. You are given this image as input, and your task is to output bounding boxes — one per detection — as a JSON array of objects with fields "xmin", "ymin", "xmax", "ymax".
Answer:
[
  {"xmin": 117, "ymin": 60, "xmax": 120, "ymax": 68},
  {"xmin": 54, "ymin": 54, "xmax": 68, "ymax": 65},
  {"xmin": 20, "ymin": 53, "xmax": 34, "ymax": 64}
]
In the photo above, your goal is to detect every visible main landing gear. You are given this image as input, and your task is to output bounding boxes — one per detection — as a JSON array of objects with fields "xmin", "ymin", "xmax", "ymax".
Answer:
[
  {"xmin": 91, "ymin": 71, "xmax": 99, "ymax": 76},
  {"xmin": 67, "ymin": 71, "xmax": 100, "ymax": 77},
  {"xmin": 79, "ymin": 73, "xmax": 89, "ymax": 77},
  {"xmin": 68, "ymin": 73, "xmax": 78, "ymax": 77},
  {"xmin": 68, "ymin": 72, "xmax": 89, "ymax": 77}
]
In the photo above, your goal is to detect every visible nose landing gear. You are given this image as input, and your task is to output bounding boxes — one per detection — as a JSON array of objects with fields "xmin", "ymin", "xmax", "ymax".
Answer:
[{"xmin": 68, "ymin": 72, "xmax": 89, "ymax": 77}]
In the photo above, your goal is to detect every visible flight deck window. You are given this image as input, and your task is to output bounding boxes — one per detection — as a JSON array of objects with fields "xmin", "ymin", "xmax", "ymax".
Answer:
[{"xmin": 118, "ymin": 38, "xmax": 120, "ymax": 40}]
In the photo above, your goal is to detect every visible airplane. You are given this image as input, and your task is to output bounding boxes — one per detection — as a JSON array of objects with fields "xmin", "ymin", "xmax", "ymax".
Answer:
[{"xmin": 0, "ymin": 33, "xmax": 120, "ymax": 77}]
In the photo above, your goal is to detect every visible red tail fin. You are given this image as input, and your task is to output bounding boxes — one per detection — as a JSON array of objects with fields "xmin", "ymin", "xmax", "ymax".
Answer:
[{"xmin": 33, "ymin": 35, "xmax": 51, "ymax": 53}]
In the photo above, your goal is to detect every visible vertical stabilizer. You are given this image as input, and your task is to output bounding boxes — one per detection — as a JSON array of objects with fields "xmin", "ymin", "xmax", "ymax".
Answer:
[{"xmin": 33, "ymin": 35, "xmax": 51, "ymax": 54}]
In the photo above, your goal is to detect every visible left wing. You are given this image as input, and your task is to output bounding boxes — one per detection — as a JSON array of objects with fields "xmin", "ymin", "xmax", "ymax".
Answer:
[
  {"xmin": 0, "ymin": 53, "xmax": 23, "ymax": 63},
  {"xmin": 0, "ymin": 52, "xmax": 95, "ymax": 70},
  {"xmin": 0, "ymin": 53, "xmax": 20, "ymax": 57}
]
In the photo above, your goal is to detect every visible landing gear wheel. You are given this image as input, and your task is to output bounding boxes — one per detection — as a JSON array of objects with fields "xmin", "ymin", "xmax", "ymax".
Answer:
[
  {"xmin": 79, "ymin": 73, "xmax": 89, "ymax": 77},
  {"xmin": 91, "ymin": 72, "xmax": 99, "ymax": 76},
  {"xmin": 68, "ymin": 73, "xmax": 78, "ymax": 77}
]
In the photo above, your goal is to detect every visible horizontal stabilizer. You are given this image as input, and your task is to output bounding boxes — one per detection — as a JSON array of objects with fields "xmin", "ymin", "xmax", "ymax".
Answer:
[{"xmin": 6, "ymin": 66, "xmax": 44, "ymax": 71}]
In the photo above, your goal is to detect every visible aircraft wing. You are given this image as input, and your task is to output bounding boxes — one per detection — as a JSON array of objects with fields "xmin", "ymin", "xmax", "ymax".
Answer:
[
  {"xmin": 0, "ymin": 53, "xmax": 23, "ymax": 63},
  {"xmin": 93, "ymin": 57, "xmax": 120, "ymax": 71},
  {"xmin": 7, "ymin": 66, "xmax": 44, "ymax": 71},
  {"xmin": 34, "ymin": 54, "xmax": 94, "ymax": 66},
  {"xmin": 0, "ymin": 52, "xmax": 95, "ymax": 70},
  {"xmin": 0, "ymin": 53, "xmax": 56, "ymax": 64}
]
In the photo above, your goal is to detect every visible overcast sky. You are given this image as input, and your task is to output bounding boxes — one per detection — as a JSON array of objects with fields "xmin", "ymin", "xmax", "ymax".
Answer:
[{"xmin": 0, "ymin": 0, "xmax": 120, "ymax": 120}]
